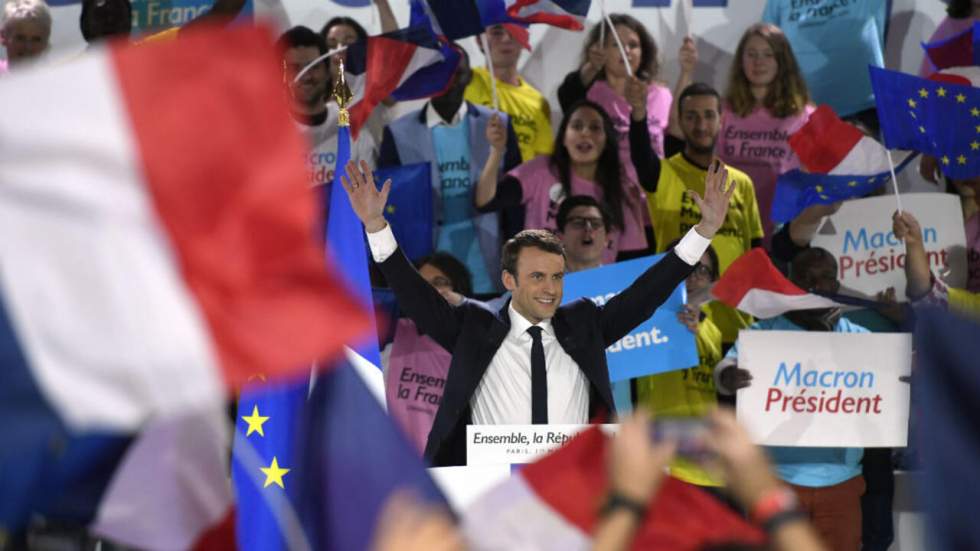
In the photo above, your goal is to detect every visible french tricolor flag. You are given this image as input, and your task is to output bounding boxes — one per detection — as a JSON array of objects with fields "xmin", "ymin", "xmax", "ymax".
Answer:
[
  {"xmin": 922, "ymin": 21, "xmax": 980, "ymax": 76},
  {"xmin": 505, "ymin": 0, "xmax": 591, "ymax": 30},
  {"xmin": 463, "ymin": 427, "xmax": 765, "ymax": 549},
  {"xmin": 711, "ymin": 249, "xmax": 839, "ymax": 319},
  {"xmin": 0, "ymin": 25, "xmax": 370, "ymax": 546},
  {"xmin": 344, "ymin": 26, "xmax": 458, "ymax": 139},
  {"xmin": 788, "ymin": 104, "xmax": 891, "ymax": 176}
]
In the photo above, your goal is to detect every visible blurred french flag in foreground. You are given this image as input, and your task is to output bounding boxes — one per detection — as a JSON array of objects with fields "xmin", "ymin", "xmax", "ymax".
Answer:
[
  {"xmin": 463, "ymin": 427, "xmax": 765, "ymax": 549},
  {"xmin": 0, "ymin": 25, "xmax": 370, "ymax": 548}
]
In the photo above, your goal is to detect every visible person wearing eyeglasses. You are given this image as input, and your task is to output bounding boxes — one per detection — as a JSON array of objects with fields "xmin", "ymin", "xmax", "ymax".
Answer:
[{"xmin": 555, "ymin": 195, "xmax": 614, "ymax": 273}]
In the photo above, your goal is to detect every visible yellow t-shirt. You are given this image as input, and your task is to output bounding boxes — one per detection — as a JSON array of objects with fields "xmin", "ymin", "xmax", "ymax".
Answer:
[
  {"xmin": 464, "ymin": 67, "xmax": 554, "ymax": 162},
  {"xmin": 647, "ymin": 153, "xmax": 763, "ymax": 344},
  {"xmin": 636, "ymin": 309, "xmax": 723, "ymax": 486}
]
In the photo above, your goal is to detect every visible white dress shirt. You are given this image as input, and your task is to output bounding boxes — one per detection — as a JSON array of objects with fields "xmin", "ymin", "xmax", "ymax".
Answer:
[
  {"xmin": 366, "ymin": 223, "xmax": 711, "ymax": 424},
  {"xmin": 424, "ymin": 100, "xmax": 468, "ymax": 129}
]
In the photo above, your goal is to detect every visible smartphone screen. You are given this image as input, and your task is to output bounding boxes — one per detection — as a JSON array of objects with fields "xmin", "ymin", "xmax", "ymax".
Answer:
[{"xmin": 650, "ymin": 417, "xmax": 713, "ymax": 460}]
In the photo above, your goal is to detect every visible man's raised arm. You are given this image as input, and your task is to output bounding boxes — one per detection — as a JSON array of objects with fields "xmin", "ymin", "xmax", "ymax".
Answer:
[
  {"xmin": 599, "ymin": 161, "xmax": 734, "ymax": 345},
  {"xmin": 340, "ymin": 160, "xmax": 463, "ymax": 351}
]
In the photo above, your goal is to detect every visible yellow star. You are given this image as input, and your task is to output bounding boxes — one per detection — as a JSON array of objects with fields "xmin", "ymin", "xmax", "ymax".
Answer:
[
  {"xmin": 241, "ymin": 405, "xmax": 269, "ymax": 437},
  {"xmin": 941, "ymin": 155, "xmax": 950, "ymax": 165},
  {"xmin": 973, "ymin": 107, "xmax": 980, "ymax": 117},
  {"xmin": 907, "ymin": 98, "xmax": 917, "ymax": 108},
  {"xmin": 958, "ymin": 155, "xmax": 968, "ymax": 165},
  {"xmin": 848, "ymin": 180, "xmax": 858, "ymax": 187},
  {"xmin": 956, "ymin": 93, "xmax": 967, "ymax": 103},
  {"xmin": 909, "ymin": 111, "xmax": 917, "ymax": 119},
  {"xmin": 972, "ymin": 141, "xmax": 980, "ymax": 151},
  {"xmin": 919, "ymin": 126, "xmax": 926, "ymax": 133},
  {"xmin": 261, "ymin": 457, "xmax": 290, "ymax": 489},
  {"xmin": 867, "ymin": 176, "xmax": 876, "ymax": 183},
  {"xmin": 976, "ymin": 125, "xmax": 980, "ymax": 133},
  {"xmin": 819, "ymin": 194, "xmax": 830, "ymax": 200},
  {"xmin": 815, "ymin": 185, "xmax": 824, "ymax": 192},
  {"xmin": 385, "ymin": 205, "xmax": 396, "ymax": 214},
  {"xmin": 918, "ymin": 88, "xmax": 929, "ymax": 98},
  {"xmin": 937, "ymin": 87, "xmax": 947, "ymax": 98}
]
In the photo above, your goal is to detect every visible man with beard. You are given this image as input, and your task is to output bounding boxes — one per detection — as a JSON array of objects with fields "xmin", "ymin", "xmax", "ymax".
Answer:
[
  {"xmin": 714, "ymin": 247, "xmax": 868, "ymax": 551},
  {"xmin": 379, "ymin": 46, "xmax": 521, "ymax": 295},
  {"xmin": 630, "ymin": 81, "xmax": 763, "ymax": 349},
  {"xmin": 277, "ymin": 27, "xmax": 376, "ymax": 196}
]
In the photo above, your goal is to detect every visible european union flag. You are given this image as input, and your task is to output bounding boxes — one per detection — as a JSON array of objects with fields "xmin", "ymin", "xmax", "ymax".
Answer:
[
  {"xmin": 870, "ymin": 66, "xmax": 980, "ymax": 180},
  {"xmin": 375, "ymin": 162, "xmax": 433, "ymax": 262},
  {"xmin": 770, "ymin": 154, "xmax": 917, "ymax": 224},
  {"xmin": 232, "ymin": 377, "xmax": 309, "ymax": 551}
]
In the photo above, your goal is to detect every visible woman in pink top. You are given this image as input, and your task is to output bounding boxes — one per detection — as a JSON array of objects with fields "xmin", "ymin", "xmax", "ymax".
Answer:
[
  {"xmin": 475, "ymin": 100, "xmax": 648, "ymax": 262},
  {"xmin": 919, "ymin": 0, "xmax": 980, "ymax": 77},
  {"xmin": 557, "ymin": 13, "xmax": 671, "ymax": 233},
  {"xmin": 716, "ymin": 23, "xmax": 813, "ymax": 248}
]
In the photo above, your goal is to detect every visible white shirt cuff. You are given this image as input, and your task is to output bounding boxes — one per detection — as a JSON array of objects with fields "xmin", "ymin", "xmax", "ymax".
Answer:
[
  {"xmin": 672, "ymin": 226, "xmax": 712, "ymax": 266},
  {"xmin": 366, "ymin": 223, "xmax": 397, "ymax": 263}
]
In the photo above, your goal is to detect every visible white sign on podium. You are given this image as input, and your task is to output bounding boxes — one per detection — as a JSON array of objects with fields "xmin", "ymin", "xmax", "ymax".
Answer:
[{"xmin": 466, "ymin": 424, "xmax": 617, "ymax": 466}]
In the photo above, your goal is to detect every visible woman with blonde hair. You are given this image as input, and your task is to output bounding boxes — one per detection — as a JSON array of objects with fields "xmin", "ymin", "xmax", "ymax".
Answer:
[{"xmin": 716, "ymin": 23, "xmax": 813, "ymax": 247}]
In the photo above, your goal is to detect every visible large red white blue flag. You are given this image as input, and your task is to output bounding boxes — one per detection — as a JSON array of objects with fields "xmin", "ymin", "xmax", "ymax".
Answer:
[{"xmin": 0, "ymin": 24, "xmax": 370, "ymax": 548}]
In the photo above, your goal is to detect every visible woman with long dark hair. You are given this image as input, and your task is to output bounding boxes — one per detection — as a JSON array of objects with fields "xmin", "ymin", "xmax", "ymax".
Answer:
[
  {"xmin": 476, "ymin": 100, "xmax": 648, "ymax": 261},
  {"xmin": 716, "ymin": 23, "xmax": 813, "ymax": 247}
]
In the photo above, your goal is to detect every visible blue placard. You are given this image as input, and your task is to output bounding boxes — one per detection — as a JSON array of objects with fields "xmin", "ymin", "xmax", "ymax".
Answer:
[{"xmin": 561, "ymin": 254, "xmax": 698, "ymax": 382}]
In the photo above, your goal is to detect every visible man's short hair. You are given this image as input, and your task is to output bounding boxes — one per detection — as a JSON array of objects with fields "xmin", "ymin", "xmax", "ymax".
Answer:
[
  {"xmin": 276, "ymin": 26, "xmax": 327, "ymax": 57},
  {"xmin": 677, "ymin": 82, "xmax": 722, "ymax": 113},
  {"xmin": 555, "ymin": 195, "xmax": 613, "ymax": 233},
  {"xmin": 501, "ymin": 230, "xmax": 566, "ymax": 276},
  {"xmin": 2, "ymin": 0, "xmax": 52, "ymax": 36}
]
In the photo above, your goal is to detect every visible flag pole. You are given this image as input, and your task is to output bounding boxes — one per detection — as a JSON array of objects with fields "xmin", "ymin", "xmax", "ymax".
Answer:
[
  {"xmin": 598, "ymin": 0, "xmax": 605, "ymax": 47},
  {"xmin": 886, "ymin": 149, "xmax": 904, "ymax": 213},
  {"xmin": 477, "ymin": 33, "xmax": 500, "ymax": 112},
  {"xmin": 602, "ymin": 8, "xmax": 632, "ymax": 78}
]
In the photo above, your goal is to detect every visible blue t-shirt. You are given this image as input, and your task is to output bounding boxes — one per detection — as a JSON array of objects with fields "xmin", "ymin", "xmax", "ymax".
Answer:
[
  {"xmin": 725, "ymin": 315, "xmax": 867, "ymax": 487},
  {"xmin": 431, "ymin": 120, "xmax": 494, "ymax": 294},
  {"xmin": 762, "ymin": 0, "xmax": 888, "ymax": 117}
]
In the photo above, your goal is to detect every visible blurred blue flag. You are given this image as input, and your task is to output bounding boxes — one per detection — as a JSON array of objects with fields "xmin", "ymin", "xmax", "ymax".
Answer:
[
  {"xmin": 295, "ymin": 362, "xmax": 448, "ymax": 551},
  {"xmin": 375, "ymin": 162, "xmax": 434, "ymax": 262},
  {"xmin": 915, "ymin": 308, "xmax": 980, "ymax": 550},
  {"xmin": 770, "ymin": 154, "xmax": 917, "ymax": 224},
  {"xmin": 233, "ymin": 123, "xmax": 394, "ymax": 550},
  {"xmin": 869, "ymin": 66, "xmax": 980, "ymax": 180}
]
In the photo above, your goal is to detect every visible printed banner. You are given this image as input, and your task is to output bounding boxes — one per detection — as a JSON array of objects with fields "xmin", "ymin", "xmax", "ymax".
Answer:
[
  {"xmin": 736, "ymin": 330, "xmax": 911, "ymax": 447},
  {"xmin": 466, "ymin": 424, "xmax": 617, "ymax": 466},
  {"xmin": 561, "ymin": 254, "xmax": 698, "ymax": 381},
  {"xmin": 131, "ymin": 0, "xmax": 253, "ymax": 35},
  {"xmin": 810, "ymin": 194, "xmax": 967, "ymax": 300}
]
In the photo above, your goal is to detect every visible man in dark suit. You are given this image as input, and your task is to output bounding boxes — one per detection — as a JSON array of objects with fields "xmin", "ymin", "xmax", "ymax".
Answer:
[{"xmin": 342, "ymin": 159, "xmax": 735, "ymax": 467}]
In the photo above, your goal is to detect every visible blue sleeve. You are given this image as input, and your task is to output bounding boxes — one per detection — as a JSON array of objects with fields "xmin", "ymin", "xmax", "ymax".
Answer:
[
  {"xmin": 761, "ymin": 0, "xmax": 780, "ymax": 24},
  {"xmin": 837, "ymin": 318, "xmax": 871, "ymax": 334}
]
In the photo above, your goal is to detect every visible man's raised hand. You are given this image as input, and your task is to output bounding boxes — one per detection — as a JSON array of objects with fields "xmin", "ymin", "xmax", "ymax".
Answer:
[
  {"xmin": 340, "ymin": 159, "xmax": 391, "ymax": 233},
  {"xmin": 691, "ymin": 160, "xmax": 734, "ymax": 239}
]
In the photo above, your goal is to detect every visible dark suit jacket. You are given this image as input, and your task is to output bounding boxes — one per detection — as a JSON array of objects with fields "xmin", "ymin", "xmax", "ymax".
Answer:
[{"xmin": 377, "ymin": 246, "xmax": 696, "ymax": 466}]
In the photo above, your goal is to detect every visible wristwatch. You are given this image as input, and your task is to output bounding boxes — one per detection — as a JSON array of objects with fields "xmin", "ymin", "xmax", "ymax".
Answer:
[{"xmin": 598, "ymin": 491, "xmax": 648, "ymax": 520}]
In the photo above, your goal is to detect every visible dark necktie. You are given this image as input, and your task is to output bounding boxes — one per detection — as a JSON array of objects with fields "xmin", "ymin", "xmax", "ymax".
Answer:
[{"xmin": 527, "ymin": 326, "xmax": 548, "ymax": 424}]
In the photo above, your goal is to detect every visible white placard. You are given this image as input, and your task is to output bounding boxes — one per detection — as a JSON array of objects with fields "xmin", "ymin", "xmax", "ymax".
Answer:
[
  {"xmin": 466, "ymin": 424, "xmax": 617, "ymax": 466},
  {"xmin": 810, "ymin": 194, "xmax": 967, "ymax": 300},
  {"xmin": 736, "ymin": 330, "xmax": 911, "ymax": 447}
]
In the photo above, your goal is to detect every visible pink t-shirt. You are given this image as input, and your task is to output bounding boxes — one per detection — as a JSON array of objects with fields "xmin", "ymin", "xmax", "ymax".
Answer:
[
  {"xmin": 508, "ymin": 155, "xmax": 647, "ymax": 261},
  {"xmin": 919, "ymin": 17, "xmax": 979, "ymax": 77},
  {"xmin": 587, "ymin": 80, "xmax": 671, "ymax": 227},
  {"xmin": 966, "ymin": 212, "xmax": 980, "ymax": 293},
  {"xmin": 384, "ymin": 319, "xmax": 451, "ymax": 454},
  {"xmin": 716, "ymin": 104, "xmax": 814, "ymax": 247}
]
